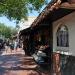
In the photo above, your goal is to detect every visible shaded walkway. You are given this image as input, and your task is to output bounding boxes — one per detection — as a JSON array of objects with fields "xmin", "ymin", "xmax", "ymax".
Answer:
[{"xmin": 0, "ymin": 49, "xmax": 50, "ymax": 75}]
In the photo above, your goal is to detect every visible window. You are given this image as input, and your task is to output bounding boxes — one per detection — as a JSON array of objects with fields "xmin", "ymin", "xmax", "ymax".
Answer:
[{"xmin": 57, "ymin": 25, "xmax": 69, "ymax": 47}]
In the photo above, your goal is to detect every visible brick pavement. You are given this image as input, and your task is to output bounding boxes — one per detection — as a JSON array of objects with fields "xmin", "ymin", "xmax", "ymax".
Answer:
[{"xmin": 0, "ymin": 48, "xmax": 50, "ymax": 75}]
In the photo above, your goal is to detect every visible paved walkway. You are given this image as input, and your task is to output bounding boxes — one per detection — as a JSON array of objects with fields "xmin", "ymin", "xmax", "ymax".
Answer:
[{"xmin": 0, "ymin": 48, "xmax": 50, "ymax": 75}]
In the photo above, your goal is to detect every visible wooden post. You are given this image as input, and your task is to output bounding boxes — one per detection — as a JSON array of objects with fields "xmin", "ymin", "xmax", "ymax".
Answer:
[{"xmin": 53, "ymin": 52, "xmax": 61, "ymax": 75}]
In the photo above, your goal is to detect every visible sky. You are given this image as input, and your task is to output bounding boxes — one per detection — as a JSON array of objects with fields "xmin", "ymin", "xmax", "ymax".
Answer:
[
  {"xmin": 0, "ymin": 16, "xmax": 16, "ymax": 28},
  {"xmin": 0, "ymin": 10, "xmax": 40, "ymax": 28},
  {"xmin": 0, "ymin": 0, "xmax": 51, "ymax": 28}
]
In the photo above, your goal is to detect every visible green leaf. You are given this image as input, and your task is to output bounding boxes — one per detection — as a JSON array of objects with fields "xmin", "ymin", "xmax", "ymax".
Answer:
[{"xmin": 0, "ymin": 0, "xmax": 48, "ymax": 23}]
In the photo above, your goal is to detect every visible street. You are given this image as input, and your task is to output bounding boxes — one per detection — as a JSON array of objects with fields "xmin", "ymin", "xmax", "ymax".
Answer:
[{"xmin": 0, "ymin": 48, "xmax": 50, "ymax": 75}]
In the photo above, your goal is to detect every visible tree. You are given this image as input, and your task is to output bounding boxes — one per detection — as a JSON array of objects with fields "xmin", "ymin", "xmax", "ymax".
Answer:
[
  {"xmin": 0, "ymin": 0, "xmax": 48, "ymax": 23},
  {"xmin": 0, "ymin": 23, "xmax": 17, "ymax": 39}
]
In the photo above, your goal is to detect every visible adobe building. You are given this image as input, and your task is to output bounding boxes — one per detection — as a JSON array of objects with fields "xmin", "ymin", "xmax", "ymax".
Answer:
[
  {"xmin": 20, "ymin": 0, "xmax": 75, "ymax": 74},
  {"xmin": 31, "ymin": 0, "xmax": 75, "ymax": 55},
  {"xmin": 31, "ymin": 0, "xmax": 75, "ymax": 75}
]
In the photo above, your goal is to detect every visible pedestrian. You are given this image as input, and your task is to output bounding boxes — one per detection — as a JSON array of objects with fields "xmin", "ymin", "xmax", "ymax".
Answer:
[
  {"xmin": 5, "ymin": 42, "xmax": 9, "ymax": 53},
  {"xmin": 9, "ymin": 42, "xmax": 14, "ymax": 52},
  {"xmin": 14, "ymin": 40, "xmax": 18, "ymax": 52}
]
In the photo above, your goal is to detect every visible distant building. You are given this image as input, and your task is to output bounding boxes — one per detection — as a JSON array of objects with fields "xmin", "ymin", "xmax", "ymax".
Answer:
[{"xmin": 19, "ymin": 16, "xmax": 36, "ymax": 31}]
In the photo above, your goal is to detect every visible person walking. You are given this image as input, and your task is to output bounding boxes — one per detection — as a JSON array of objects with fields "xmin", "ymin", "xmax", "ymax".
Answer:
[
  {"xmin": 5, "ymin": 41, "xmax": 9, "ymax": 53},
  {"xmin": 9, "ymin": 42, "xmax": 14, "ymax": 53},
  {"xmin": 14, "ymin": 40, "xmax": 18, "ymax": 52}
]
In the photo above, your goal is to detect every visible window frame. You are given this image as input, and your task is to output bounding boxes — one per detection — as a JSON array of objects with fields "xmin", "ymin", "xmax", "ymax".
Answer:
[{"xmin": 56, "ymin": 25, "xmax": 69, "ymax": 47}]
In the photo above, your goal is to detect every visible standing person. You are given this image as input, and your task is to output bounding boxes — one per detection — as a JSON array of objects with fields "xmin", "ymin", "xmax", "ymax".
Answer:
[
  {"xmin": 5, "ymin": 40, "xmax": 9, "ymax": 53},
  {"xmin": 14, "ymin": 40, "xmax": 18, "ymax": 52},
  {"xmin": 5, "ymin": 43, "xmax": 8, "ymax": 53},
  {"xmin": 9, "ymin": 42, "xmax": 14, "ymax": 52}
]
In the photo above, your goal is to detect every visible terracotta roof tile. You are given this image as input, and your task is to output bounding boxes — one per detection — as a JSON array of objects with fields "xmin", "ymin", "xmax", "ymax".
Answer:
[
  {"xmin": 61, "ymin": 2, "xmax": 75, "ymax": 9},
  {"xmin": 31, "ymin": 0, "xmax": 62, "ymax": 27},
  {"xmin": 31, "ymin": 0, "xmax": 75, "ymax": 28}
]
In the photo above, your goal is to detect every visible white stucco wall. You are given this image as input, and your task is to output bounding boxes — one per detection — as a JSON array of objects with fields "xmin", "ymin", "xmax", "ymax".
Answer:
[{"xmin": 53, "ymin": 11, "xmax": 75, "ymax": 56}]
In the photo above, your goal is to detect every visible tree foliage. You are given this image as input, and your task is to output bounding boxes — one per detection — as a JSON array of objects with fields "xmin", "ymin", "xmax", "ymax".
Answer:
[
  {"xmin": 0, "ymin": 0, "xmax": 48, "ymax": 23},
  {"xmin": 0, "ymin": 23, "xmax": 17, "ymax": 39}
]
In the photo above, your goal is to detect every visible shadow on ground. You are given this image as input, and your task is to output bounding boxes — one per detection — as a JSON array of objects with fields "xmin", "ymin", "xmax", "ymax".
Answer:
[{"xmin": 0, "ymin": 53, "xmax": 50, "ymax": 75}]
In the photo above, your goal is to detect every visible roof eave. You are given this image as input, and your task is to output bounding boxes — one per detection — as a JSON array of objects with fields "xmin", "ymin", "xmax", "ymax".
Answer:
[
  {"xmin": 31, "ymin": 0, "xmax": 62, "ymax": 27},
  {"xmin": 31, "ymin": 0, "xmax": 75, "ymax": 28}
]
